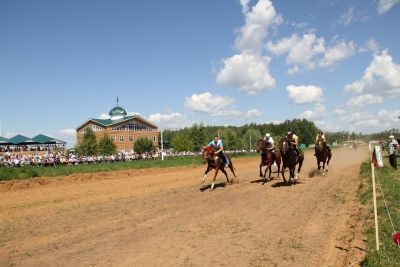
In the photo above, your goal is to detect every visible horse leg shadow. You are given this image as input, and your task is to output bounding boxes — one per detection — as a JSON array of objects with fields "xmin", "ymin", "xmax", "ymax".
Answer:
[{"xmin": 200, "ymin": 182, "xmax": 226, "ymax": 192}]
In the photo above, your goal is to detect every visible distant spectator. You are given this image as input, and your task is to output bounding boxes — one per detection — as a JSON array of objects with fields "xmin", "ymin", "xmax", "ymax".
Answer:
[{"xmin": 388, "ymin": 135, "xmax": 398, "ymax": 170}]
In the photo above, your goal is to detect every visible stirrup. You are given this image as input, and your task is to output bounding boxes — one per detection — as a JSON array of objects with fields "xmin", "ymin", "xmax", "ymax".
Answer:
[{"xmin": 225, "ymin": 163, "xmax": 229, "ymax": 168}]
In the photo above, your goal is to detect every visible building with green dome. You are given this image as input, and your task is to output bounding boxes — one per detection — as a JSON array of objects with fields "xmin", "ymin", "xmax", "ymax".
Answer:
[{"xmin": 76, "ymin": 100, "xmax": 158, "ymax": 151}]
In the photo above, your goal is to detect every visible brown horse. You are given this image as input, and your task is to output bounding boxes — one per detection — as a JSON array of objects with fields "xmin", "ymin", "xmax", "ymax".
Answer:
[
  {"xmin": 315, "ymin": 139, "xmax": 332, "ymax": 176},
  {"xmin": 280, "ymin": 139, "xmax": 304, "ymax": 184},
  {"xmin": 255, "ymin": 139, "xmax": 281, "ymax": 181},
  {"xmin": 201, "ymin": 146, "xmax": 236, "ymax": 191}
]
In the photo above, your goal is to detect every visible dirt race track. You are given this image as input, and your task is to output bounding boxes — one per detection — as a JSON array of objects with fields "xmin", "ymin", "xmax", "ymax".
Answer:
[{"xmin": 0, "ymin": 148, "xmax": 369, "ymax": 266}]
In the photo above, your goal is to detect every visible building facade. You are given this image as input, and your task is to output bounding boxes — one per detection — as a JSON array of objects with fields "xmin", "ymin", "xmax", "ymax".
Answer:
[{"xmin": 76, "ymin": 103, "xmax": 158, "ymax": 151}]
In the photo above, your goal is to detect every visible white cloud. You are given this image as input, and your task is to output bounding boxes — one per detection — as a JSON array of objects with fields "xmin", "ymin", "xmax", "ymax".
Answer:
[
  {"xmin": 216, "ymin": 0, "xmax": 280, "ymax": 95},
  {"xmin": 377, "ymin": 0, "xmax": 400, "ymax": 14},
  {"xmin": 347, "ymin": 94, "xmax": 383, "ymax": 107},
  {"xmin": 287, "ymin": 85, "xmax": 324, "ymax": 105},
  {"xmin": 267, "ymin": 32, "xmax": 356, "ymax": 73},
  {"xmin": 59, "ymin": 129, "xmax": 76, "ymax": 137},
  {"xmin": 185, "ymin": 92, "xmax": 262, "ymax": 120},
  {"xmin": 359, "ymin": 38, "xmax": 380, "ymax": 53},
  {"xmin": 3, "ymin": 132, "xmax": 17, "ymax": 138},
  {"xmin": 214, "ymin": 108, "xmax": 262, "ymax": 119},
  {"xmin": 128, "ymin": 111, "xmax": 141, "ymax": 116},
  {"xmin": 147, "ymin": 113, "xmax": 189, "ymax": 129},
  {"xmin": 98, "ymin": 113, "xmax": 111, "ymax": 119},
  {"xmin": 185, "ymin": 92, "xmax": 234, "ymax": 114},
  {"xmin": 235, "ymin": 0, "xmax": 282, "ymax": 54},
  {"xmin": 320, "ymin": 40, "xmax": 356, "ymax": 68},
  {"xmin": 335, "ymin": 5, "xmax": 369, "ymax": 26},
  {"xmin": 378, "ymin": 109, "xmax": 400, "ymax": 123},
  {"xmin": 334, "ymin": 108, "xmax": 346, "ymax": 115},
  {"xmin": 299, "ymin": 104, "xmax": 326, "ymax": 120},
  {"xmin": 344, "ymin": 50, "xmax": 400, "ymax": 96},
  {"xmin": 338, "ymin": 5, "xmax": 356, "ymax": 25},
  {"xmin": 216, "ymin": 52, "xmax": 275, "ymax": 95},
  {"xmin": 327, "ymin": 108, "xmax": 400, "ymax": 133},
  {"xmin": 243, "ymin": 109, "xmax": 262, "ymax": 119}
]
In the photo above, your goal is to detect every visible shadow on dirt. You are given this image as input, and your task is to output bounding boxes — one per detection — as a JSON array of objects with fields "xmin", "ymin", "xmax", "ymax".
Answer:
[
  {"xmin": 271, "ymin": 180, "xmax": 299, "ymax": 187},
  {"xmin": 250, "ymin": 177, "xmax": 270, "ymax": 185},
  {"xmin": 308, "ymin": 169, "xmax": 318, "ymax": 178},
  {"xmin": 199, "ymin": 182, "xmax": 226, "ymax": 192}
]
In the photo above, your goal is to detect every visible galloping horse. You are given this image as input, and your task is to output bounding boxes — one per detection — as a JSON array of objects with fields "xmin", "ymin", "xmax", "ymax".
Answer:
[
  {"xmin": 280, "ymin": 139, "xmax": 304, "ymax": 184},
  {"xmin": 315, "ymin": 139, "xmax": 332, "ymax": 176},
  {"xmin": 255, "ymin": 139, "xmax": 281, "ymax": 181},
  {"xmin": 201, "ymin": 146, "xmax": 236, "ymax": 191}
]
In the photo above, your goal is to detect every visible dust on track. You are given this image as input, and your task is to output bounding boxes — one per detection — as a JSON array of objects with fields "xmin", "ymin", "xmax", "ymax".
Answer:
[{"xmin": 0, "ymin": 148, "xmax": 368, "ymax": 266}]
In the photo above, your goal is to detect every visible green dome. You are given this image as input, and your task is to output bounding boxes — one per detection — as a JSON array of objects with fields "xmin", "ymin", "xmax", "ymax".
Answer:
[{"xmin": 109, "ymin": 106, "xmax": 127, "ymax": 118}]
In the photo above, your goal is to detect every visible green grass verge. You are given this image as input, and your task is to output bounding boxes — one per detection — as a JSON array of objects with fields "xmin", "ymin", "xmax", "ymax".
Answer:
[
  {"xmin": 359, "ymin": 156, "xmax": 400, "ymax": 266},
  {"xmin": 0, "ymin": 152, "xmax": 259, "ymax": 181}
]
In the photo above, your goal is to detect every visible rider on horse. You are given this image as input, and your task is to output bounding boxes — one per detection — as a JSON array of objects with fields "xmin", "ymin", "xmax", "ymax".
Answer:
[
  {"xmin": 208, "ymin": 135, "xmax": 229, "ymax": 167},
  {"xmin": 286, "ymin": 131, "xmax": 301, "ymax": 156},
  {"xmin": 263, "ymin": 133, "xmax": 275, "ymax": 149},
  {"xmin": 314, "ymin": 131, "xmax": 331, "ymax": 156}
]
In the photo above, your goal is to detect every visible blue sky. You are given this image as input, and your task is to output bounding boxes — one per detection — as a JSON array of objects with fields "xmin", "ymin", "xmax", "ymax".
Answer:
[{"xmin": 0, "ymin": 0, "xmax": 399, "ymax": 146}]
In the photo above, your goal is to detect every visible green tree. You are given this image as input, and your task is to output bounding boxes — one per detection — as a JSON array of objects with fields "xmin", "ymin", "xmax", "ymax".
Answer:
[
  {"xmin": 98, "ymin": 134, "xmax": 117, "ymax": 155},
  {"xmin": 171, "ymin": 132, "xmax": 194, "ymax": 152},
  {"xmin": 243, "ymin": 128, "xmax": 262, "ymax": 151},
  {"xmin": 77, "ymin": 127, "xmax": 98, "ymax": 156},
  {"xmin": 220, "ymin": 128, "xmax": 243, "ymax": 151},
  {"xmin": 191, "ymin": 123, "xmax": 207, "ymax": 151},
  {"xmin": 134, "ymin": 137, "xmax": 154, "ymax": 155}
]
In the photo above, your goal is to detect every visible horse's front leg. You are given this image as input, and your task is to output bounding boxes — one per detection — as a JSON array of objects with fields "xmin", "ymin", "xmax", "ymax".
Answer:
[
  {"xmin": 276, "ymin": 162, "xmax": 281, "ymax": 178},
  {"xmin": 281, "ymin": 165, "xmax": 287, "ymax": 183},
  {"xmin": 202, "ymin": 166, "xmax": 211, "ymax": 184},
  {"xmin": 211, "ymin": 169, "xmax": 219, "ymax": 191},
  {"xmin": 289, "ymin": 168, "xmax": 295, "ymax": 184},
  {"xmin": 263, "ymin": 163, "xmax": 271, "ymax": 181},
  {"xmin": 259, "ymin": 163, "xmax": 263, "ymax": 177}
]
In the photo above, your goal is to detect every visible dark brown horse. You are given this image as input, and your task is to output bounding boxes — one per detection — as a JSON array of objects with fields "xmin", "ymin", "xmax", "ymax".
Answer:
[
  {"xmin": 315, "ymin": 139, "xmax": 332, "ymax": 176},
  {"xmin": 280, "ymin": 139, "xmax": 304, "ymax": 184},
  {"xmin": 201, "ymin": 146, "xmax": 236, "ymax": 191},
  {"xmin": 255, "ymin": 139, "xmax": 281, "ymax": 181}
]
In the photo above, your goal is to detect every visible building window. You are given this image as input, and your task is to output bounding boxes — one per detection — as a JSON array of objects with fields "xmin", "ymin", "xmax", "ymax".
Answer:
[
  {"xmin": 129, "ymin": 136, "xmax": 134, "ymax": 142},
  {"xmin": 111, "ymin": 122, "xmax": 156, "ymax": 132},
  {"xmin": 120, "ymin": 136, "xmax": 124, "ymax": 142},
  {"xmin": 92, "ymin": 124, "xmax": 104, "ymax": 132},
  {"xmin": 111, "ymin": 136, "xmax": 116, "ymax": 142}
]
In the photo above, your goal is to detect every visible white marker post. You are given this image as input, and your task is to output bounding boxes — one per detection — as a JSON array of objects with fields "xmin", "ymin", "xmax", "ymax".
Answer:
[
  {"xmin": 371, "ymin": 161, "xmax": 380, "ymax": 251},
  {"xmin": 369, "ymin": 142, "xmax": 384, "ymax": 251},
  {"xmin": 160, "ymin": 116, "xmax": 164, "ymax": 161}
]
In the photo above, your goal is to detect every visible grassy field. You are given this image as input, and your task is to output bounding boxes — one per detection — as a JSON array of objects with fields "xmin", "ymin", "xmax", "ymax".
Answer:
[
  {"xmin": 359, "ymin": 156, "xmax": 400, "ymax": 266},
  {"xmin": 0, "ymin": 152, "xmax": 258, "ymax": 181}
]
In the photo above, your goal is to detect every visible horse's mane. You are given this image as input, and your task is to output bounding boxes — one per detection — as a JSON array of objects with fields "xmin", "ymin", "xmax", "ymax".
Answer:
[{"xmin": 203, "ymin": 145, "xmax": 213, "ymax": 151}]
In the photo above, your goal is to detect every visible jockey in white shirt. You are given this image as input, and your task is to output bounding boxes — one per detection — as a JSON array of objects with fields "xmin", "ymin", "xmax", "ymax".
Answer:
[{"xmin": 263, "ymin": 133, "xmax": 275, "ymax": 150}]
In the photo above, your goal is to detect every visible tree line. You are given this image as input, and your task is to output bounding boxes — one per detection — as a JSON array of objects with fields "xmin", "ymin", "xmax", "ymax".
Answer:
[
  {"xmin": 161, "ymin": 119, "xmax": 321, "ymax": 152},
  {"xmin": 161, "ymin": 119, "xmax": 400, "ymax": 152}
]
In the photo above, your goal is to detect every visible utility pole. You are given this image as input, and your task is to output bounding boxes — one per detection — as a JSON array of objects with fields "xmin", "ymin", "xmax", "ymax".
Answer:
[{"xmin": 160, "ymin": 116, "xmax": 164, "ymax": 160}]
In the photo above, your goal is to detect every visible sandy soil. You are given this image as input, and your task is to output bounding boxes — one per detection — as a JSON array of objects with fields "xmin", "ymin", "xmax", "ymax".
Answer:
[{"xmin": 0, "ymin": 148, "xmax": 368, "ymax": 266}]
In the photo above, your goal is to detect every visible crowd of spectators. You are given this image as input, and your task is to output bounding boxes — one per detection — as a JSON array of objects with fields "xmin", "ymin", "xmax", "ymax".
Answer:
[{"xmin": 0, "ymin": 149, "xmax": 199, "ymax": 168}]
